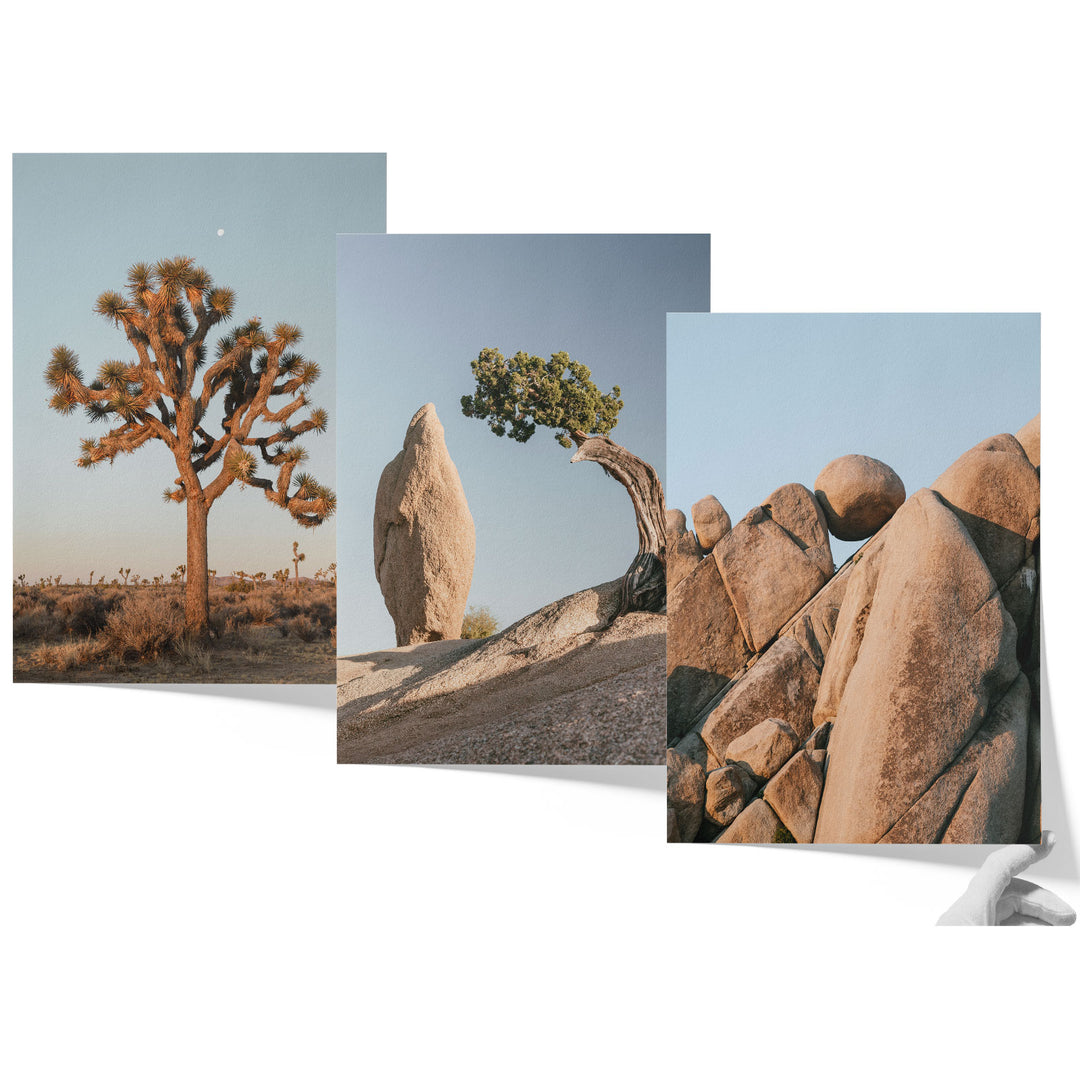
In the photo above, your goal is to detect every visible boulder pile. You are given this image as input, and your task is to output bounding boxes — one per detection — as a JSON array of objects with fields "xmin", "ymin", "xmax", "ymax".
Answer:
[{"xmin": 667, "ymin": 416, "xmax": 1041, "ymax": 845}]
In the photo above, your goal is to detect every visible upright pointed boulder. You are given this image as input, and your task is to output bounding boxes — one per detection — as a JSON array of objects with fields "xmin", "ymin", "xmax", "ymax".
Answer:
[{"xmin": 374, "ymin": 403, "xmax": 476, "ymax": 646}]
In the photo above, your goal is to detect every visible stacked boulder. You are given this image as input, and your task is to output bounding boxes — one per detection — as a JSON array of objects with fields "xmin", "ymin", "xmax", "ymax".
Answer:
[
  {"xmin": 667, "ymin": 420, "xmax": 1040, "ymax": 845},
  {"xmin": 668, "ymin": 482, "xmax": 835, "ymax": 730}
]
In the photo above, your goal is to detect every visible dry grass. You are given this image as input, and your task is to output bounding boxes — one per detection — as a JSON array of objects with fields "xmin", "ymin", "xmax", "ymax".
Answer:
[
  {"xmin": 13, "ymin": 581, "xmax": 336, "ymax": 683},
  {"xmin": 31, "ymin": 636, "xmax": 104, "ymax": 671}
]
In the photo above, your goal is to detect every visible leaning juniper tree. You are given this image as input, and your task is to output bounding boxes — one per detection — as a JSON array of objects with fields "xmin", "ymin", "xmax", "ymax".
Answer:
[
  {"xmin": 45, "ymin": 256, "xmax": 335, "ymax": 639},
  {"xmin": 461, "ymin": 348, "xmax": 667, "ymax": 614}
]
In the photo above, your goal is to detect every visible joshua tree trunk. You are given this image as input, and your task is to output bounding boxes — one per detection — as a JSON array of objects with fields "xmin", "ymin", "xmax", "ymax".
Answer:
[
  {"xmin": 569, "ymin": 431, "xmax": 667, "ymax": 615},
  {"xmin": 185, "ymin": 493, "xmax": 210, "ymax": 638}
]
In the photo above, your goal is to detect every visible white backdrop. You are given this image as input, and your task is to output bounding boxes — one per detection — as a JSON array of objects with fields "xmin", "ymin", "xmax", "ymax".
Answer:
[{"xmin": 3, "ymin": 4, "xmax": 1078, "ymax": 1078}]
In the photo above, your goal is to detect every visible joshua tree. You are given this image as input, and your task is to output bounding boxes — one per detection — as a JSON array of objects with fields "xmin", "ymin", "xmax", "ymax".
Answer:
[
  {"xmin": 45, "ymin": 256, "xmax": 335, "ymax": 638},
  {"xmin": 461, "ymin": 348, "xmax": 667, "ymax": 613},
  {"xmin": 253, "ymin": 571, "xmax": 267, "ymax": 590},
  {"xmin": 292, "ymin": 541, "xmax": 305, "ymax": 591},
  {"xmin": 233, "ymin": 569, "xmax": 248, "ymax": 589},
  {"xmin": 119, "ymin": 568, "xmax": 131, "ymax": 586},
  {"xmin": 311, "ymin": 562, "xmax": 337, "ymax": 587},
  {"xmin": 272, "ymin": 568, "xmax": 290, "ymax": 589}
]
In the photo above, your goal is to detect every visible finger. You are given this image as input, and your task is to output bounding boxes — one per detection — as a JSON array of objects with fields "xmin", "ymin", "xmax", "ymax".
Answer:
[
  {"xmin": 994, "ymin": 878, "xmax": 1076, "ymax": 926},
  {"xmin": 937, "ymin": 832, "xmax": 1057, "ymax": 925},
  {"xmin": 972, "ymin": 830, "xmax": 1054, "ymax": 897}
]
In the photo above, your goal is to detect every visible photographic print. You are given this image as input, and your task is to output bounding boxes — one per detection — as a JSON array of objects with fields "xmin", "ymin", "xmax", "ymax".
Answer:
[
  {"xmin": 666, "ymin": 314, "xmax": 1040, "ymax": 844},
  {"xmin": 336, "ymin": 233, "xmax": 709, "ymax": 763},
  {"xmin": 13, "ymin": 153, "xmax": 386, "ymax": 683}
]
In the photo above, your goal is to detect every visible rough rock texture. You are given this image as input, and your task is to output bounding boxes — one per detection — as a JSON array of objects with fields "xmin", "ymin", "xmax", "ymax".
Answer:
[
  {"xmin": 814, "ymin": 454, "xmax": 906, "ymax": 541},
  {"xmin": 692, "ymin": 495, "xmax": 732, "ymax": 553},
  {"xmin": 815, "ymin": 489, "xmax": 1022, "ymax": 843},
  {"xmin": 931, "ymin": 434, "xmax": 1039, "ymax": 586},
  {"xmin": 705, "ymin": 765, "xmax": 755, "ymax": 828},
  {"xmin": 667, "ymin": 553, "xmax": 752, "ymax": 736},
  {"xmin": 714, "ymin": 485, "xmax": 834, "ymax": 652},
  {"xmin": 881, "ymin": 673, "xmax": 1029, "ymax": 843},
  {"xmin": 668, "ymin": 749, "xmax": 706, "ymax": 842},
  {"xmin": 701, "ymin": 635, "xmax": 821, "ymax": 769},
  {"xmin": 1015, "ymin": 413, "xmax": 1040, "ymax": 468},
  {"xmin": 787, "ymin": 570, "xmax": 850, "ymax": 672},
  {"xmin": 374, "ymin": 404, "xmax": 476, "ymax": 646},
  {"xmin": 669, "ymin": 421, "xmax": 1039, "ymax": 845},
  {"xmin": 339, "ymin": 579, "xmax": 664, "ymax": 764},
  {"xmin": 715, "ymin": 799, "xmax": 792, "ymax": 844},
  {"xmin": 666, "ymin": 509, "xmax": 705, "ymax": 592},
  {"xmin": 672, "ymin": 730, "xmax": 708, "ymax": 769},
  {"xmin": 724, "ymin": 718, "xmax": 801, "ymax": 787},
  {"xmin": 763, "ymin": 749, "xmax": 826, "ymax": 843}
]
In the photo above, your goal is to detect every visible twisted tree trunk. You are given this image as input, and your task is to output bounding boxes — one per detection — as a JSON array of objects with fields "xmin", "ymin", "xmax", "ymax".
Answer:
[{"xmin": 570, "ymin": 432, "xmax": 667, "ymax": 615}]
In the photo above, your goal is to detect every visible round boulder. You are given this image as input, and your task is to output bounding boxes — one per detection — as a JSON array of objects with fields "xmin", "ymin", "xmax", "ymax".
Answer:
[
  {"xmin": 691, "ymin": 495, "xmax": 732, "ymax": 553},
  {"xmin": 814, "ymin": 454, "xmax": 905, "ymax": 541}
]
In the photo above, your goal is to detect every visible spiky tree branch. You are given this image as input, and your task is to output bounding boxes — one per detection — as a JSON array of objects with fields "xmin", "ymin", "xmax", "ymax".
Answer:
[{"xmin": 46, "ymin": 256, "xmax": 335, "ymax": 636}]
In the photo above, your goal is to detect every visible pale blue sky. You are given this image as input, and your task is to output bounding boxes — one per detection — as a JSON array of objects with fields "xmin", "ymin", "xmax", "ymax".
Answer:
[
  {"xmin": 337, "ymin": 234, "xmax": 709, "ymax": 654},
  {"xmin": 13, "ymin": 153, "xmax": 385, "ymax": 584},
  {"xmin": 667, "ymin": 313, "xmax": 1040, "ymax": 566}
]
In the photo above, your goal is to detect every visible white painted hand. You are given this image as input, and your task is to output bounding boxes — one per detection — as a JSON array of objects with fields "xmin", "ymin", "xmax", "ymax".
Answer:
[{"xmin": 937, "ymin": 831, "xmax": 1076, "ymax": 925}]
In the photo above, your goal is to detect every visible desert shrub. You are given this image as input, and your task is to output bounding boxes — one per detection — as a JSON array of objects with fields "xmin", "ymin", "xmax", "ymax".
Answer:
[
  {"xmin": 227, "ymin": 604, "xmax": 256, "ymax": 628},
  {"xmin": 14, "ymin": 591, "xmax": 55, "ymax": 617},
  {"xmin": 174, "ymin": 635, "xmax": 212, "ymax": 673},
  {"xmin": 56, "ymin": 592, "xmax": 110, "ymax": 635},
  {"xmin": 103, "ymin": 592, "xmax": 184, "ymax": 660},
  {"xmin": 31, "ymin": 637, "xmax": 103, "ymax": 671},
  {"xmin": 461, "ymin": 605, "xmax": 498, "ymax": 639},
  {"xmin": 288, "ymin": 614, "xmax": 320, "ymax": 642},
  {"xmin": 13, "ymin": 605, "xmax": 61, "ymax": 641},
  {"xmin": 13, "ymin": 588, "xmax": 46, "ymax": 618},
  {"xmin": 306, "ymin": 600, "xmax": 334, "ymax": 631},
  {"xmin": 241, "ymin": 596, "xmax": 275, "ymax": 625},
  {"xmin": 226, "ymin": 580, "xmax": 254, "ymax": 593},
  {"xmin": 221, "ymin": 615, "xmax": 254, "ymax": 646},
  {"xmin": 275, "ymin": 598, "xmax": 303, "ymax": 620}
]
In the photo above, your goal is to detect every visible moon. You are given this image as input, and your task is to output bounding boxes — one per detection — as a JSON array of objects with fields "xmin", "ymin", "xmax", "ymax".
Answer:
[{"xmin": 217, "ymin": 228, "xmax": 225, "ymax": 237}]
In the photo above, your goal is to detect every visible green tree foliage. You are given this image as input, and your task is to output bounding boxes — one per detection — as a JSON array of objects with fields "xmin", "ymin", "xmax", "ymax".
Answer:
[
  {"xmin": 460, "ymin": 348, "xmax": 623, "ymax": 449},
  {"xmin": 461, "ymin": 346, "xmax": 668, "ymax": 616},
  {"xmin": 460, "ymin": 605, "xmax": 499, "ymax": 639}
]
